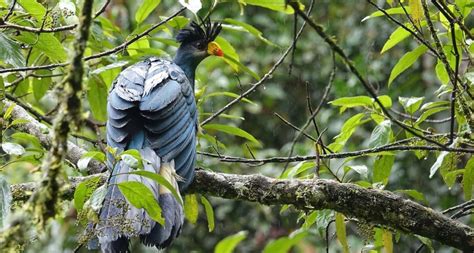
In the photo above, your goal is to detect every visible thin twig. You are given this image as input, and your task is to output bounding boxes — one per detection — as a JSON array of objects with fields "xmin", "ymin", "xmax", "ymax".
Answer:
[
  {"xmin": 274, "ymin": 112, "xmax": 317, "ymax": 142},
  {"xmin": 0, "ymin": 22, "xmax": 77, "ymax": 33},
  {"xmin": 93, "ymin": 0, "xmax": 111, "ymax": 19},
  {"xmin": 198, "ymin": 143, "xmax": 474, "ymax": 165},
  {"xmin": 3, "ymin": 0, "xmax": 17, "ymax": 22}
]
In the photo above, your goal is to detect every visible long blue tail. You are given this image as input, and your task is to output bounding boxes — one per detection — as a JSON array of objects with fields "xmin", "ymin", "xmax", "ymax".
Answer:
[{"xmin": 95, "ymin": 147, "xmax": 184, "ymax": 252}]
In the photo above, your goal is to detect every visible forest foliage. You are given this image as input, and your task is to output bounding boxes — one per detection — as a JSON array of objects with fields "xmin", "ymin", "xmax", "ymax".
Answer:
[{"xmin": 0, "ymin": 0, "xmax": 473, "ymax": 252}]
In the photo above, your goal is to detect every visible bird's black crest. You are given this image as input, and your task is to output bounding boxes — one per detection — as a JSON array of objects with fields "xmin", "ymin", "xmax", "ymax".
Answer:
[{"xmin": 176, "ymin": 19, "xmax": 222, "ymax": 44}]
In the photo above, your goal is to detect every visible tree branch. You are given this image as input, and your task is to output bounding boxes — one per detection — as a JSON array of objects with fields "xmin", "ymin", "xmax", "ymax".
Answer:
[{"xmin": 10, "ymin": 169, "xmax": 474, "ymax": 251}]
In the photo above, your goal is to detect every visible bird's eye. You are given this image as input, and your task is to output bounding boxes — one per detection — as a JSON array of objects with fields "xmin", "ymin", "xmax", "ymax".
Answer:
[{"xmin": 195, "ymin": 42, "xmax": 205, "ymax": 50}]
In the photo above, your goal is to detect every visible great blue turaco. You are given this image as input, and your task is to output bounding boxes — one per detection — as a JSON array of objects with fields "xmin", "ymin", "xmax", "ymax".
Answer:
[{"xmin": 90, "ymin": 20, "xmax": 223, "ymax": 252}]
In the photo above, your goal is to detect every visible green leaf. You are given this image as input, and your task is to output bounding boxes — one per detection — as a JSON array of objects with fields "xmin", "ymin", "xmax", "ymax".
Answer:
[
  {"xmin": 159, "ymin": 15, "xmax": 189, "ymax": 29},
  {"xmin": 0, "ymin": 33, "xmax": 25, "ymax": 67},
  {"xmin": 215, "ymin": 36, "xmax": 241, "ymax": 71},
  {"xmin": 128, "ymin": 170, "xmax": 183, "ymax": 205},
  {"xmin": 16, "ymin": 33, "xmax": 67, "ymax": 62},
  {"xmin": 74, "ymin": 176, "xmax": 101, "ymax": 212},
  {"xmin": 11, "ymin": 132, "xmax": 42, "ymax": 149},
  {"xmin": 368, "ymin": 120, "xmax": 392, "ymax": 148},
  {"xmin": 388, "ymin": 45, "xmax": 428, "ymax": 86},
  {"xmin": 32, "ymin": 70, "xmax": 51, "ymax": 101},
  {"xmin": 430, "ymin": 143, "xmax": 458, "ymax": 185},
  {"xmin": 415, "ymin": 235, "xmax": 434, "ymax": 252},
  {"xmin": 444, "ymin": 169, "xmax": 464, "ymax": 189},
  {"xmin": 420, "ymin": 101, "xmax": 449, "ymax": 111},
  {"xmin": 87, "ymin": 77, "xmax": 108, "ymax": 122},
  {"xmin": 398, "ymin": 97, "xmax": 424, "ymax": 114},
  {"xmin": 262, "ymin": 230, "xmax": 308, "ymax": 253},
  {"xmin": 17, "ymin": 0, "xmax": 47, "ymax": 22},
  {"xmin": 280, "ymin": 161, "xmax": 315, "ymax": 179},
  {"xmin": 203, "ymin": 124, "xmax": 260, "ymax": 144},
  {"xmin": 118, "ymin": 181, "xmax": 164, "ymax": 225},
  {"xmin": 223, "ymin": 18, "xmax": 275, "ymax": 46},
  {"xmin": 0, "ymin": 176, "xmax": 11, "ymax": 229},
  {"xmin": 200, "ymin": 196, "xmax": 215, "ymax": 232},
  {"xmin": 435, "ymin": 59, "xmax": 449, "ymax": 84},
  {"xmin": 135, "ymin": 0, "xmax": 161, "ymax": 24},
  {"xmin": 396, "ymin": 189, "xmax": 427, "ymax": 203},
  {"xmin": 77, "ymin": 151, "xmax": 105, "ymax": 171},
  {"xmin": 1, "ymin": 142, "xmax": 25, "ymax": 155},
  {"xmin": 3, "ymin": 103, "xmax": 15, "ymax": 120},
  {"xmin": 373, "ymin": 155, "xmax": 395, "ymax": 185},
  {"xmin": 184, "ymin": 194, "xmax": 199, "ymax": 224},
  {"xmin": 222, "ymin": 55, "xmax": 260, "ymax": 80},
  {"xmin": 215, "ymin": 36, "xmax": 260, "ymax": 80},
  {"xmin": 362, "ymin": 7, "xmax": 411, "ymax": 22},
  {"xmin": 302, "ymin": 211, "xmax": 318, "ymax": 229},
  {"xmin": 328, "ymin": 113, "xmax": 366, "ymax": 152},
  {"xmin": 377, "ymin": 95, "xmax": 393, "ymax": 109},
  {"xmin": 214, "ymin": 231, "xmax": 248, "ymax": 253},
  {"xmin": 82, "ymin": 184, "xmax": 107, "ymax": 213},
  {"xmin": 329, "ymin": 96, "xmax": 372, "ymax": 113},
  {"xmin": 240, "ymin": 0, "xmax": 301, "ymax": 14},
  {"xmin": 381, "ymin": 26, "xmax": 411, "ymax": 53},
  {"xmin": 348, "ymin": 165, "xmax": 369, "ymax": 178},
  {"xmin": 415, "ymin": 106, "xmax": 448, "ymax": 125},
  {"xmin": 8, "ymin": 119, "xmax": 30, "ymax": 127},
  {"xmin": 120, "ymin": 149, "xmax": 143, "ymax": 169},
  {"xmin": 463, "ymin": 157, "xmax": 474, "ymax": 200},
  {"xmin": 126, "ymin": 37, "xmax": 150, "ymax": 56},
  {"xmin": 335, "ymin": 213, "xmax": 350, "ymax": 253}
]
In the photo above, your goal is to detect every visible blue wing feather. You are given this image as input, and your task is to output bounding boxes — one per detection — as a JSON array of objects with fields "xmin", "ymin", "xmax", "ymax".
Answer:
[{"xmin": 94, "ymin": 58, "xmax": 196, "ymax": 252}]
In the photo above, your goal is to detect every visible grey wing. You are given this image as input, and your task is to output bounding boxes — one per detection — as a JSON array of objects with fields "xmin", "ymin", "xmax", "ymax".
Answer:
[
  {"xmin": 106, "ymin": 60, "xmax": 149, "ymax": 154},
  {"xmin": 140, "ymin": 61, "xmax": 197, "ymax": 191}
]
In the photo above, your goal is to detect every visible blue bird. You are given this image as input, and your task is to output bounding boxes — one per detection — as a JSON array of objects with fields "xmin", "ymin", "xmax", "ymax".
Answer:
[{"xmin": 94, "ymin": 20, "xmax": 223, "ymax": 252}]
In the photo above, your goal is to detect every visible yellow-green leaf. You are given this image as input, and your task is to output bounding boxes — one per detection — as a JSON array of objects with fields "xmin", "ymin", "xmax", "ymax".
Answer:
[
  {"xmin": 16, "ymin": 33, "xmax": 67, "ymax": 62},
  {"xmin": 335, "ymin": 213, "xmax": 350, "ymax": 253},
  {"xmin": 200, "ymin": 196, "xmax": 215, "ymax": 232},
  {"xmin": 214, "ymin": 231, "xmax": 248, "ymax": 253},
  {"xmin": 382, "ymin": 229, "xmax": 393, "ymax": 253},
  {"xmin": 87, "ymin": 77, "xmax": 108, "ymax": 122},
  {"xmin": 135, "ymin": 0, "xmax": 161, "ymax": 24},
  {"xmin": 184, "ymin": 194, "xmax": 199, "ymax": 224},
  {"xmin": 128, "ymin": 170, "xmax": 183, "ymax": 205},
  {"xmin": 239, "ymin": 0, "xmax": 302, "ymax": 14},
  {"xmin": 74, "ymin": 176, "xmax": 101, "ymax": 211},
  {"xmin": 381, "ymin": 26, "xmax": 411, "ymax": 53},
  {"xmin": 463, "ymin": 156, "xmax": 474, "ymax": 200},
  {"xmin": 388, "ymin": 45, "xmax": 427, "ymax": 86},
  {"xmin": 362, "ymin": 7, "xmax": 411, "ymax": 22},
  {"xmin": 17, "ymin": 0, "xmax": 46, "ymax": 22},
  {"xmin": 203, "ymin": 124, "xmax": 260, "ymax": 144},
  {"xmin": 118, "ymin": 181, "xmax": 165, "ymax": 225},
  {"xmin": 373, "ymin": 155, "xmax": 395, "ymax": 185},
  {"xmin": 409, "ymin": 0, "xmax": 423, "ymax": 22}
]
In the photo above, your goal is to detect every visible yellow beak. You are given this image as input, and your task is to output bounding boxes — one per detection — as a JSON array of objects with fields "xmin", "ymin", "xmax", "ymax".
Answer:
[{"xmin": 207, "ymin": 41, "xmax": 223, "ymax": 57}]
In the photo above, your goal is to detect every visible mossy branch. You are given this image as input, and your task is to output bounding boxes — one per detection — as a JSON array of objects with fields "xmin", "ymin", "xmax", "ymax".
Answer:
[{"xmin": 9, "ymin": 169, "xmax": 474, "ymax": 251}]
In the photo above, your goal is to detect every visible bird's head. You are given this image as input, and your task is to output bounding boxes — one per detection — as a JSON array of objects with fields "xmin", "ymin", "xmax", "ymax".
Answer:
[{"xmin": 174, "ymin": 19, "xmax": 223, "ymax": 68}]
